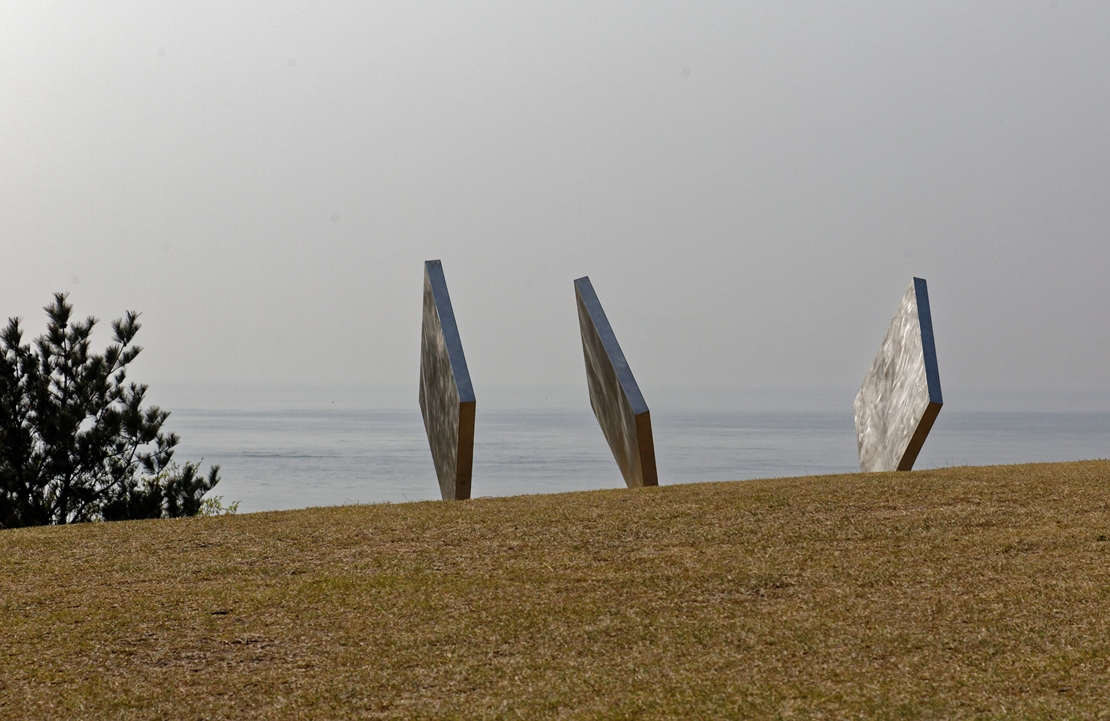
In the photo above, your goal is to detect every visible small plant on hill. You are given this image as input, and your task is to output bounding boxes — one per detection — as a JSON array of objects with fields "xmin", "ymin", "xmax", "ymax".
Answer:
[
  {"xmin": 198, "ymin": 494, "xmax": 240, "ymax": 517},
  {"xmin": 0, "ymin": 293, "xmax": 220, "ymax": 528}
]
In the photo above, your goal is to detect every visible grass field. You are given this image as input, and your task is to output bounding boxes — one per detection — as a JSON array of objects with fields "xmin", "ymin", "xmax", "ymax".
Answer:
[{"xmin": 3, "ymin": 460, "xmax": 1110, "ymax": 719}]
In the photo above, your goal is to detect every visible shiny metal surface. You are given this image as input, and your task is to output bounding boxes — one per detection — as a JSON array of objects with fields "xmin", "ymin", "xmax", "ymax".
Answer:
[
  {"xmin": 854, "ymin": 278, "xmax": 943, "ymax": 472},
  {"xmin": 419, "ymin": 260, "xmax": 475, "ymax": 500},
  {"xmin": 574, "ymin": 276, "xmax": 658, "ymax": 488}
]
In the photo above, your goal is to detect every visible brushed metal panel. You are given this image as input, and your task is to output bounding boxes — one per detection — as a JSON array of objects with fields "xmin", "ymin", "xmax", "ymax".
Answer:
[
  {"xmin": 419, "ymin": 260, "xmax": 475, "ymax": 500},
  {"xmin": 854, "ymin": 277, "xmax": 943, "ymax": 472},
  {"xmin": 574, "ymin": 276, "xmax": 658, "ymax": 488}
]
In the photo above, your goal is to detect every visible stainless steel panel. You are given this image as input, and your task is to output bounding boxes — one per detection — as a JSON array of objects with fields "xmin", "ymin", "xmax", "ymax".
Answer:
[
  {"xmin": 419, "ymin": 260, "xmax": 475, "ymax": 500},
  {"xmin": 574, "ymin": 276, "xmax": 658, "ymax": 488},
  {"xmin": 854, "ymin": 277, "xmax": 942, "ymax": 472}
]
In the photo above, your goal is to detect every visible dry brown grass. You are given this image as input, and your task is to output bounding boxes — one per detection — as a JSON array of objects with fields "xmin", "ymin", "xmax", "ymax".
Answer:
[{"xmin": 2, "ymin": 460, "xmax": 1110, "ymax": 719}]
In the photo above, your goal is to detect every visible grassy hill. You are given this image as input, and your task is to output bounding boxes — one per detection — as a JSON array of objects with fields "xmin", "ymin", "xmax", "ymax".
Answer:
[{"xmin": 3, "ymin": 460, "xmax": 1110, "ymax": 719}]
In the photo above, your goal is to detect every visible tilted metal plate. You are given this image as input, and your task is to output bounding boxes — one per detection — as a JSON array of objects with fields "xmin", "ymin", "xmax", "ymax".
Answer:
[
  {"xmin": 854, "ymin": 277, "xmax": 943, "ymax": 472},
  {"xmin": 419, "ymin": 260, "xmax": 475, "ymax": 500},
  {"xmin": 574, "ymin": 276, "xmax": 658, "ymax": 488}
]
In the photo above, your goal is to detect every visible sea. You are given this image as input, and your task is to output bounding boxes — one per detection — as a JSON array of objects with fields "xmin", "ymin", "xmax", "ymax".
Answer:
[{"xmin": 163, "ymin": 386, "xmax": 1110, "ymax": 513}]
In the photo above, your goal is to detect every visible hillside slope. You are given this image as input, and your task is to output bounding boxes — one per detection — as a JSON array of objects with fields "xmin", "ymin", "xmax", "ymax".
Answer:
[{"xmin": 3, "ymin": 461, "xmax": 1110, "ymax": 719}]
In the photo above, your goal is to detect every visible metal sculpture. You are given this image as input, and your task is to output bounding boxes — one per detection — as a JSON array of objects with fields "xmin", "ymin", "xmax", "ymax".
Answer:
[
  {"xmin": 854, "ymin": 277, "xmax": 943, "ymax": 472},
  {"xmin": 419, "ymin": 260, "xmax": 475, "ymax": 500},
  {"xmin": 574, "ymin": 276, "xmax": 658, "ymax": 488}
]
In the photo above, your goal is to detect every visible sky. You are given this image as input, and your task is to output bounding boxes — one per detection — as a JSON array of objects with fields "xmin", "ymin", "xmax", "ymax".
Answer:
[{"xmin": 3, "ymin": 1, "xmax": 1109, "ymax": 412}]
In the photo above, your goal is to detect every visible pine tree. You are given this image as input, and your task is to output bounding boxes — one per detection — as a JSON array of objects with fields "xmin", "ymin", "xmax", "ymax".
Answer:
[{"xmin": 0, "ymin": 293, "xmax": 219, "ymax": 528}]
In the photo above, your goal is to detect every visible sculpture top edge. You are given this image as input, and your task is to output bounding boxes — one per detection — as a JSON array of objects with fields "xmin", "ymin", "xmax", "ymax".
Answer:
[
  {"xmin": 912, "ymin": 277, "xmax": 942, "ymax": 406},
  {"xmin": 573, "ymin": 276, "xmax": 649, "ymax": 415},
  {"xmin": 424, "ymin": 259, "xmax": 475, "ymax": 403}
]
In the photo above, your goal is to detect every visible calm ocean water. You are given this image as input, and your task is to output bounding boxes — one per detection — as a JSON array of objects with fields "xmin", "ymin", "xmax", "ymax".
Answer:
[{"xmin": 169, "ymin": 407, "xmax": 1110, "ymax": 513}]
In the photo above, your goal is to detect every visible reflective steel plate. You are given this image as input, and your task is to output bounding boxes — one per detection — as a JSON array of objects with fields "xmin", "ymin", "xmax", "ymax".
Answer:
[
  {"xmin": 854, "ymin": 277, "xmax": 943, "ymax": 472},
  {"xmin": 574, "ymin": 276, "xmax": 658, "ymax": 488},
  {"xmin": 419, "ymin": 260, "xmax": 476, "ymax": 500}
]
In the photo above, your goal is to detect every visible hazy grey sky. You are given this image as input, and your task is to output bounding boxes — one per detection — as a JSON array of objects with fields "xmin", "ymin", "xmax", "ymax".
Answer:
[{"xmin": 3, "ymin": 2, "xmax": 1108, "ymax": 409}]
